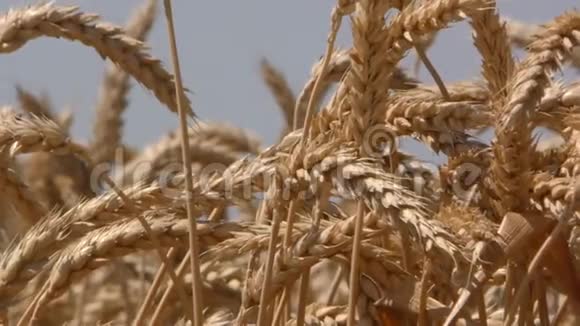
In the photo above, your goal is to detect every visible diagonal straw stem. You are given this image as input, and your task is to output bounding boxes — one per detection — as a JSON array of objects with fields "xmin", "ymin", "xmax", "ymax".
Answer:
[{"xmin": 162, "ymin": 1, "xmax": 204, "ymax": 324}]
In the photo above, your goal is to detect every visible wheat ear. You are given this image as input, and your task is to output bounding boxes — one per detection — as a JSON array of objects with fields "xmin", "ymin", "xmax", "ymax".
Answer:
[
  {"xmin": 504, "ymin": 16, "xmax": 580, "ymax": 70},
  {"xmin": 0, "ymin": 159, "xmax": 46, "ymax": 235},
  {"xmin": 469, "ymin": 0, "xmax": 514, "ymax": 110},
  {"xmin": 260, "ymin": 58, "xmax": 296, "ymax": 131},
  {"xmin": 491, "ymin": 10, "xmax": 580, "ymax": 215},
  {"xmin": 0, "ymin": 2, "xmax": 193, "ymax": 116}
]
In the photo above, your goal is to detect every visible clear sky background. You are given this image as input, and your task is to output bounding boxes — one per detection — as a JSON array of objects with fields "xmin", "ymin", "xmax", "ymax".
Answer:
[{"xmin": 0, "ymin": 0, "xmax": 577, "ymax": 163}]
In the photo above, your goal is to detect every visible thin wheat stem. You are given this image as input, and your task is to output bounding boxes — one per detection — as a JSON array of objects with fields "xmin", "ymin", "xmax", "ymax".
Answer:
[
  {"xmin": 281, "ymin": 200, "xmax": 298, "ymax": 324},
  {"xmin": 150, "ymin": 252, "xmax": 191, "ymax": 324},
  {"xmin": 237, "ymin": 250, "xmax": 260, "ymax": 325},
  {"xmin": 506, "ymin": 180, "xmax": 576, "ymax": 326},
  {"xmin": 296, "ymin": 187, "xmax": 330, "ymax": 325},
  {"xmin": 413, "ymin": 40, "xmax": 450, "ymax": 100},
  {"xmin": 280, "ymin": 207, "xmax": 296, "ymax": 326},
  {"xmin": 256, "ymin": 201, "xmax": 282, "ymax": 326},
  {"xmin": 133, "ymin": 247, "xmax": 177, "ymax": 325},
  {"xmin": 28, "ymin": 290, "xmax": 44, "ymax": 326},
  {"xmin": 135, "ymin": 208, "xmax": 219, "ymax": 324},
  {"xmin": 298, "ymin": 7, "xmax": 342, "ymax": 143},
  {"xmin": 418, "ymin": 259, "xmax": 431, "ymax": 326},
  {"xmin": 325, "ymin": 265, "xmax": 344, "ymax": 305},
  {"xmin": 271, "ymin": 288, "xmax": 289, "ymax": 326},
  {"xmin": 347, "ymin": 202, "xmax": 366, "ymax": 326},
  {"xmin": 100, "ymin": 175, "xmax": 193, "ymax": 321},
  {"xmin": 505, "ymin": 222, "xmax": 567, "ymax": 325},
  {"xmin": 16, "ymin": 278, "xmax": 49, "ymax": 326},
  {"xmin": 295, "ymin": 272, "xmax": 310, "ymax": 326},
  {"xmin": 162, "ymin": 1, "xmax": 204, "ymax": 325},
  {"xmin": 535, "ymin": 279, "xmax": 549, "ymax": 326},
  {"xmin": 281, "ymin": 10, "xmax": 344, "ymax": 322}
]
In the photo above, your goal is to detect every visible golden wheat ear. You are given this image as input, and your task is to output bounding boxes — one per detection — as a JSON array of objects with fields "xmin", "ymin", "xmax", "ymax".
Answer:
[
  {"xmin": 260, "ymin": 58, "xmax": 295, "ymax": 131},
  {"xmin": 504, "ymin": 16, "xmax": 580, "ymax": 70},
  {"xmin": 0, "ymin": 2, "xmax": 194, "ymax": 116}
]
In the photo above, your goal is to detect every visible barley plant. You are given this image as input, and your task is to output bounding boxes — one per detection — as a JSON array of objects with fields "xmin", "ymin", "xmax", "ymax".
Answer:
[{"xmin": 0, "ymin": 0, "xmax": 579, "ymax": 325}]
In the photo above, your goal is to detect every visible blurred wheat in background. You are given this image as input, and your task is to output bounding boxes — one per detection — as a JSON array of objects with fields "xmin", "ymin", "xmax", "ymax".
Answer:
[{"xmin": 0, "ymin": 0, "xmax": 579, "ymax": 325}]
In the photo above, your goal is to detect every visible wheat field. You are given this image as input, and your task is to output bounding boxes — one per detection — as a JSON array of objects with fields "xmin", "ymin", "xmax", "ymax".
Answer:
[{"xmin": 0, "ymin": 0, "xmax": 579, "ymax": 325}]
